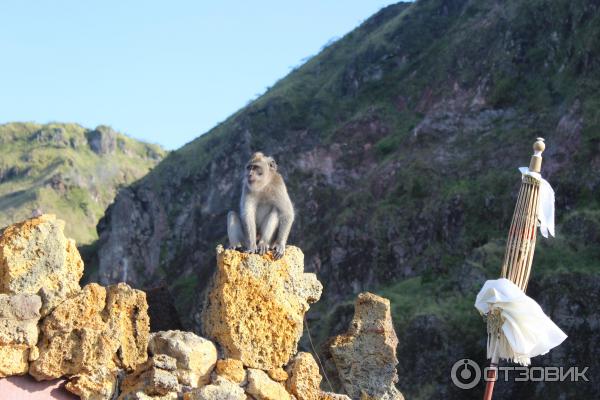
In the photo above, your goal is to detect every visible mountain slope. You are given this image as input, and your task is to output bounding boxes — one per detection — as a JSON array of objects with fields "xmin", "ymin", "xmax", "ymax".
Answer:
[
  {"xmin": 0, "ymin": 122, "xmax": 166, "ymax": 244},
  {"xmin": 96, "ymin": 1, "xmax": 600, "ymax": 398}
]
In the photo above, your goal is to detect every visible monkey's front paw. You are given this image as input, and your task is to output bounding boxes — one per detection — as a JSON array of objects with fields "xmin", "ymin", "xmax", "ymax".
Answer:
[
  {"xmin": 257, "ymin": 242, "xmax": 269, "ymax": 255},
  {"xmin": 243, "ymin": 245, "xmax": 257, "ymax": 254},
  {"xmin": 272, "ymin": 243, "xmax": 286, "ymax": 260}
]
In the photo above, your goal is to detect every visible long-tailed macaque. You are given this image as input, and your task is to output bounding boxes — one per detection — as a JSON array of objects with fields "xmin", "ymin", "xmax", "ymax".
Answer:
[{"xmin": 227, "ymin": 152, "xmax": 294, "ymax": 260}]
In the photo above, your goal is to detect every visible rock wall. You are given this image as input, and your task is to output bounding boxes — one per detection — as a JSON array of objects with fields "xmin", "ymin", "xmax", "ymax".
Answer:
[
  {"xmin": 0, "ymin": 216, "xmax": 150, "ymax": 399},
  {"xmin": 0, "ymin": 215, "xmax": 400, "ymax": 400}
]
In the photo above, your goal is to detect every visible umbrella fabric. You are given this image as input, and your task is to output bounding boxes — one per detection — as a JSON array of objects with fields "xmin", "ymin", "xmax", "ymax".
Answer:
[
  {"xmin": 475, "ymin": 278, "xmax": 567, "ymax": 365},
  {"xmin": 518, "ymin": 167, "xmax": 555, "ymax": 238}
]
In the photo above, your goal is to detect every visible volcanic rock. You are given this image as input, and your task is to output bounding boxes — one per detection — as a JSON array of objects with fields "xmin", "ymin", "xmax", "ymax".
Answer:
[
  {"xmin": 65, "ymin": 367, "xmax": 119, "ymax": 400},
  {"xmin": 246, "ymin": 368, "xmax": 292, "ymax": 400},
  {"xmin": 215, "ymin": 358, "xmax": 245, "ymax": 384},
  {"xmin": 183, "ymin": 376, "xmax": 246, "ymax": 400},
  {"xmin": 267, "ymin": 367, "xmax": 288, "ymax": 383},
  {"xmin": 29, "ymin": 282, "xmax": 149, "ymax": 399},
  {"xmin": 327, "ymin": 292, "xmax": 404, "ymax": 400},
  {"xmin": 0, "ymin": 293, "xmax": 41, "ymax": 377},
  {"xmin": 285, "ymin": 352, "xmax": 322, "ymax": 400},
  {"xmin": 118, "ymin": 355, "xmax": 181, "ymax": 400},
  {"xmin": 202, "ymin": 246, "xmax": 322, "ymax": 370},
  {"xmin": 148, "ymin": 330, "xmax": 217, "ymax": 388},
  {"xmin": 0, "ymin": 214, "xmax": 83, "ymax": 316}
]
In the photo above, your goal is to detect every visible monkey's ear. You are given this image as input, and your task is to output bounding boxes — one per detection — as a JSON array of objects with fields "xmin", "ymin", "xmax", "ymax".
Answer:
[{"xmin": 268, "ymin": 158, "xmax": 278, "ymax": 171}]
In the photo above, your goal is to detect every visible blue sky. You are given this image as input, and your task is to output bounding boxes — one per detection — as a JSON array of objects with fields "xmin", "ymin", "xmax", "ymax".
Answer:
[{"xmin": 0, "ymin": 1, "xmax": 399, "ymax": 150}]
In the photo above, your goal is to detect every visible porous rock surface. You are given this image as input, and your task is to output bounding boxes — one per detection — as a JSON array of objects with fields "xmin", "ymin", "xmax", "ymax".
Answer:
[
  {"xmin": 246, "ymin": 368, "xmax": 292, "ymax": 400},
  {"xmin": 183, "ymin": 376, "xmax": 246, "ymax": 400},
  {"xmin": 65, "ymin": 366, "xmax": 119, "ymax": 400},
  {"xmin": 29, "ymin": 282, "xmax": 150, "ymax": 398},
  {"xmin": 0, "ymin": 293, "xmax": 42, "ymax": 377},
  {"xmin": 202, "ymin": 246, "xmax": 322, "ymax": 370},
  {"xmin": 319, "ymin": 393, "xmax": 351, "ymax": 400},
  {"xmin": 119, "ymin": 354, "xmax": 180, "ymax": 400},
  {"xmin": 327, "ymin": 292, "xmax": 404, "ymax": 400},
  {"xmin": 0, "ymin": 214, "xmax": 83, "ymax": 316},
  {"xmin": 215, "ymin": 358, "xmax": 246, "ymax": 384},
  {"xmin": 148, "ymin": 330, "xmax": 217, "ymax": 388},
  {"xmin": 285, "ymin": 352, "xmax": 324, "ymax": 400}
]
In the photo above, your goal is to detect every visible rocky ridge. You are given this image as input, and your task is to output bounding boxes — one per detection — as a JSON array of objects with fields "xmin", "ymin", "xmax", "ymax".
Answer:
[
  {"xmin": 0, "ymin": 215, "xmax": 402, "ymax": 399},
  {"xmin": 0, "ymin": 122, "xmax": 166, "ymax": 245}
]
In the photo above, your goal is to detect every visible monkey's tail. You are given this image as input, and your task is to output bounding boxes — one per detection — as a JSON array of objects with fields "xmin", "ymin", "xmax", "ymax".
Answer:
[{"xmin": 304, "ymin": 314, "xmax": 337, "ymax": 394}]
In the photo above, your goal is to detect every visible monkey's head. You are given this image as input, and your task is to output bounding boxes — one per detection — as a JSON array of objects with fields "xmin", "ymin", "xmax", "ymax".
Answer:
[{"xmin": 245, "ymin": 152, "xmax": 277, "ymax": 191}]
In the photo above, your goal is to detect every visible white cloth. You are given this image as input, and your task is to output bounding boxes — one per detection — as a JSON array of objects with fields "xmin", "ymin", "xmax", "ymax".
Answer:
[
  {"xmin": 519, "ymin": 167, "xmax": 555, "ymax": 238},
  {"xmin": 475, "ymin": 278, "xmax": 567, "ymax": 365}
]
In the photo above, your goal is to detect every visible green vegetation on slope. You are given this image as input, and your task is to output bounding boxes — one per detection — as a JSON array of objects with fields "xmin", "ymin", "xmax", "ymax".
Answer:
[
  {"xmin": 95, "ymin": 1, "xmax": 600, "ymax": 398},
  {"xmin": 0, "ymin": 122, "xmax": 166, "ymax": 244}
]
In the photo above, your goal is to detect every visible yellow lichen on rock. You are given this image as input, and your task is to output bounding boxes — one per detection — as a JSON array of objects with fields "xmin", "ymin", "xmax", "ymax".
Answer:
[
  {"xmin": 215, "ymin": 358, "xmax": 246, "ymax": 384},
  {"xmin": 267, "ymin": 367, "xmax": 288, "ymax": 382},
  {"xmin": 29, "ymin": 282, "xmax": 149, "ymax": 399},
  {"xmin": 327, "ymin": 292, "xmax": 404, "ymax": 400},
  {"xmin": 65, "ymin": 367, "xmax": 119, "ymax": 400},
  {"xmin": 0, "ymin": 344, "xmax": 30, "ymax": 377},
  {"xmin": 286, "ymin": 352, "xmax": 322, "ymax": 400},
  {"xmin": 202, "ymin": 246, "xmax": 322, "ymax": 370},
  {"xmin": 246, "ymin": 368, "xmax": 292, "ymax": 400},
  {"xmin": 0, "ymin": 293, "xmax": 42, "ymax": 377},
  {"xmin": 0, "ymin": 214, "xmax": 83, "ymax": 316}
]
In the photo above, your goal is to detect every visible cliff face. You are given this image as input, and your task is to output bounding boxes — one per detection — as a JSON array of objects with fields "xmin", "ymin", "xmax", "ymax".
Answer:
[
  {"xmin": 0, "ymin": 122, "xmax": 166, "ymax": 245},
  {"xmin": 95, "ymin": 1, "xmax": 600, "ymax": 398}
]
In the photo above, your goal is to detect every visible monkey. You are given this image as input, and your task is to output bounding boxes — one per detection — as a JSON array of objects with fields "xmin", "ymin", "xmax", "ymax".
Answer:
[{"xmin": 227, "ymin": 152, "xmax": 294, "ymax": 260}]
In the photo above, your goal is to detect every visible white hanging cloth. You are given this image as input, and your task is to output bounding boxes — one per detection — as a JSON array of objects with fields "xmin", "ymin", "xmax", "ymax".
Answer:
[
  {"xmin": 475, "ymin": 278, "xmax": 567, "ymax": 366},
  {"xmin": 519, "ymin": 167, "xmax": 555, "ymax": 238}
]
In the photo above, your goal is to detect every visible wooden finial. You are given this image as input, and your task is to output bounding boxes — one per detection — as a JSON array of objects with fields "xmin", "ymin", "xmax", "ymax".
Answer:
[{"xmin": 529, "ymin": 138, "xmax": 545, "ymax": 173}]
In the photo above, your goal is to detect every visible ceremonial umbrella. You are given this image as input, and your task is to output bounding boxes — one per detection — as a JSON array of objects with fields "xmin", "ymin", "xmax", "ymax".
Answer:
[{"xmin": 475, "ymin": 138, "xmax": 567, "ymax": 400}]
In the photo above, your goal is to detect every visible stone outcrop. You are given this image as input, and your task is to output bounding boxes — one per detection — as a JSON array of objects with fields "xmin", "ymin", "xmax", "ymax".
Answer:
[
  {"xmin": 86, "ymin": 125, "xmax": 117, "ymax": 155},
  {"xmin": 202, "ymin": 246, "xmax": 322, "ymax": 370},
  {"xmin": 327, "ymin": 293, "xmax": 403, "ymax": 400},
  {"xmin": 0, "ymin": 214, "xmax": 83, "ymax": 316},
  {"xmin": 246, "ymin": 368, "xmax": 292, "ymax": 400},
  {"xmin": 0, "ymin": 293, "xmax": 41, "ymax": 377},
  {"xmin": 29, "ymin": 282, "xmax": 150, "ymax": 399},
  {"xmin": 148, "ymin": 330, "xmax": 217, "ymax": 389}
]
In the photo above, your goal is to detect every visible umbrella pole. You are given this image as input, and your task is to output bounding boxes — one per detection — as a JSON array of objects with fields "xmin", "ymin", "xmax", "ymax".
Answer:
[
  {"xmin": 483, "ymin": 361, "xmax": 498, "ymax": 400},
  {"xmin": 483, "ymin": 325, "xmax": 500, "ymax": 400}
]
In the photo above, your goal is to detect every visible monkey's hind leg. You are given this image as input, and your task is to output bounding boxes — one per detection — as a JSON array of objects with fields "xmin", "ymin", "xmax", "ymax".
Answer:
[
  {"xmin": 227, "ymin": 211, "xmax": 244, "ymax": 249},
  {"xmin": 257, "ymin": 209, "xmax": 279, "ymax": 255}
]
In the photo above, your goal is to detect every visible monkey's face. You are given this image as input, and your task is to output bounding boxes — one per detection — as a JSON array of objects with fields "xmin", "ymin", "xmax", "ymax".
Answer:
[{"xmin": 245, "ymin": 161, "xmax": 270, "ymax": 191}]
